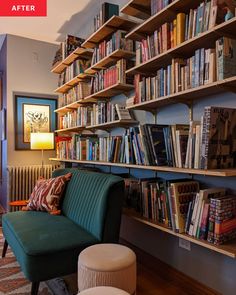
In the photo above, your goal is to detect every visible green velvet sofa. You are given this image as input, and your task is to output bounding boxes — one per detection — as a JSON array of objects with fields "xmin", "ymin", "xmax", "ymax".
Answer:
[{"xmin": 2, "ymin": 168, "xmax": 124, "ymax": 295}]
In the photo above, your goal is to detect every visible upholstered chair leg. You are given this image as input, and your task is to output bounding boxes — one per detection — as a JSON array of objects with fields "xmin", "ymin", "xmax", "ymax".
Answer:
[
  {"xmin": 2, "ymin": 240, "xmax": 8, "ymax": 258},
  {"xmin": 31, "ymin": 282, "xmax": 40, "ymax": 295}
]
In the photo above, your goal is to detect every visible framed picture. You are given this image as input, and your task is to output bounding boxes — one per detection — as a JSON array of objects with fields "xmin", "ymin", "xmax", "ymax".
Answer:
[{"xmin": 15, "ymin": 94, "xmax": 57, "ymax": 150}]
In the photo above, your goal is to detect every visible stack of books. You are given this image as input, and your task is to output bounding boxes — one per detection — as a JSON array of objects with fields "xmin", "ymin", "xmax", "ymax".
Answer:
[
  {"xmin": 94, "ymin": 2, "xmax": 119, "ymax": 31},
  {"xmin": 92, "ymin": 30, "xmax": 135, "ymax": 65}
]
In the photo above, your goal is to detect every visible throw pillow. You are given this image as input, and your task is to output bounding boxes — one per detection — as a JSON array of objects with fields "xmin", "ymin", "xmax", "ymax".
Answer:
[{"xmin": 25, "ymin": 173, "xmax": 72, "ymax": 213}]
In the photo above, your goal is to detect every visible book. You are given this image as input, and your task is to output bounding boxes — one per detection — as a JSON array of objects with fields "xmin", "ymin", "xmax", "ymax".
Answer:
[
  {"xmin": 216, "ymin": 37, "xmax": 236, "ymax": 80},
  {"xmin": 170, "ymin": 180, "xmax": 199, "ymax": 233},
  {"xmin": 145, "ymin": 124, "xmax": 168, "ymax": 166},
  {"xmin": 200, "ymin": 106, "xmax": 236, "ymax": 169}
]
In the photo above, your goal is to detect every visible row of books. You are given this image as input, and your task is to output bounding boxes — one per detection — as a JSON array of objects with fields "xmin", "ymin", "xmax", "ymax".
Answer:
[
  {"xmin": 151, "ymin": 0, "xmax": 174, "ymax": 16},
  {"xmin": 93, "ymin": 2, "xmax": 119, "ymax": 32},
  {"xmin": 58, "ymin": 103, "xmax": 132, "ymax": 129},
  {"xmin": 91, "ymin": 30, "xmax": 134, "ymax": 66},
  {"xmin": 56, "ymin": 106, "xmax": 236, "ymax": 169},
  {"xmin": 58, "ymin": 59, "xmax": 91, "ymax": 87},
  {"xmin": 125, "ymin": 178, "xmax": 236, "ymax": 245},
  {"xmin": 133, "ymin": 37, "xmax": 236, "ymax": 104},
  {"xmin": 61, "ymin": 35, "xmax": 84, "ymax": 61},
  {"xmin": 58, "ymin": 82, "xmax": 91, "ymax": 108},
  {"xmin": 136, "ymin": 2, "xmax": 222, "ymax": 65},
  {"xmin": 52, "ymin": 34, "xmax": 85, "ymax": 66},
  {"xmin": 90, "ymin": 59, "xmax": 127, "ymax": 94}
]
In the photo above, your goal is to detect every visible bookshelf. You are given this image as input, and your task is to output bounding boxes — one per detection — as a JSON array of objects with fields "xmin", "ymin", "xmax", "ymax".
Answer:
[
  {"xmin": 124, "ymin": 208, "xmax": 236, "ymax": 258},
  {"xmin": 50, "ymin": 158, "xmax": 236, "ymax": 177},
  {"xmin": 82, "ymin": 15, "xmax": 140, "ymax": 49},
  {"xmin": 120, "ymin": 0, "xmax": 151, "ymax": 20},
  {"xmin": 86, "ymin": 119, "xmax": 138, "ymax": 130},
  {"xmin": 51, "ymin": 47, "xmax": 93, "ymax": 74},
  {"xmin": 126, "ymin": 17, "xmax": 236, "ymax": 76},
  {"xmin": 55, "ymin": 119, "xmax": 138, "ymax": 133},
  {"xmin": 55, "ymin": 83, "xmax": 134, "ymax": 113},
  {"xmin": 125, "ymin": 0, "xmax": 205, "ymax": 40},
  {"xmin": 51, "ymin": 1, "xmax": 236, "ymax": 260},
  {"xmin": 85, "ymin": 49, "xmax": 135, "ymax": 75},
  {"xmin": 127, "ymin": 76, "xmax": 236, "ymax": 111}
]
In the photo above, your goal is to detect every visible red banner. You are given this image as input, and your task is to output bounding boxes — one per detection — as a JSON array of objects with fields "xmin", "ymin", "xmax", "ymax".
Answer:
[{"xmin": 0, "ymin": 0, "xmax": 47, "ymax": 16}]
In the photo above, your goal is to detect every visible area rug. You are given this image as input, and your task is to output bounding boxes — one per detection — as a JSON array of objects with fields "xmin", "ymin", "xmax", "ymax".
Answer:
[{"xmin": 0, "ymin": 228, "xmax": 76, "ymax": 295}]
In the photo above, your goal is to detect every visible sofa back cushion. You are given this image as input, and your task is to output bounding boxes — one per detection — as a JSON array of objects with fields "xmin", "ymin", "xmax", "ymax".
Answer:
[{"xmin": 52, "ymin": 168, "xmax": 124, "ymax": 241}]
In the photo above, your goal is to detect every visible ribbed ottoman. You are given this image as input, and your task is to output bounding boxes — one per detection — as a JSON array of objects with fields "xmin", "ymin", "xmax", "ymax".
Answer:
[
  {"xmin": 78, "ymin": 244, "xmax": 136, "ymax": 294},
  {"xmin": 79, "ymin": 286, "xmax": 130, "ymax": 294}
]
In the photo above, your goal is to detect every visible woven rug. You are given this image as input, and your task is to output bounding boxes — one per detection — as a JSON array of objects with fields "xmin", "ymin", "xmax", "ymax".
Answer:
[{"xmin": 0, "ymin": 227, "xmax": 76, "ymax": 295}]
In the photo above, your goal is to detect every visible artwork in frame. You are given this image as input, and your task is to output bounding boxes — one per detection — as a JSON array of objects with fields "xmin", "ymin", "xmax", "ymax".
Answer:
[{"xmin": 15, "ymin": 94, "xmax": 57, "ymax": 150}]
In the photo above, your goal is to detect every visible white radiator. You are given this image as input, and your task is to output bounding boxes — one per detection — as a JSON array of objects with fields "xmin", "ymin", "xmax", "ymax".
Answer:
[{"xmin": 7, "ymin": 164, "xmax": 60, "ymax": 211}]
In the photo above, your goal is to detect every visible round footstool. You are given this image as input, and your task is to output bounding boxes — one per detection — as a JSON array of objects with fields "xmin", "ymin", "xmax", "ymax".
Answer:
[
  {"xmin": 78, "ymin": 244, "xmax": 136, "ymax": 294},
  {"xmin": 79, "ymin": 286, "xmax": 130, "ymax": 294}
]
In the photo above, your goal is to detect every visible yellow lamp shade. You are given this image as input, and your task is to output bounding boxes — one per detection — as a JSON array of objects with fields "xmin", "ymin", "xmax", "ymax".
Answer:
[{"xmin": 30, "ymin": 133, "xmax": 54, "ymax": 150}]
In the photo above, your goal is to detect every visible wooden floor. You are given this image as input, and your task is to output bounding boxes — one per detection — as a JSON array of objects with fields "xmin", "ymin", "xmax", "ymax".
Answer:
[{"xmin": 124, "ymin": 241, "xmax": 220, "ymax": 295}]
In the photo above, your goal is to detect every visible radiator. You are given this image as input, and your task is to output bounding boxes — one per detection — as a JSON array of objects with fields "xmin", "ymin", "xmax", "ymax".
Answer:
[{"xmin": 7, "ymin": 164, "xmax": 61, "ymax": 211}]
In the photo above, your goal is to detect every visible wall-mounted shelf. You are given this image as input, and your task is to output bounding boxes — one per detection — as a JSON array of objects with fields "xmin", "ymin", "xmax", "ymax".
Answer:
[
  {"xmin": 82, "ymin": 15, "xmax": 140, "ymax": 49},
  {"xmin": 54, "ymin": 72, "xmax": 90, "ymax": 94},
  {"xmin": 86, "ymin": 119, "xmax": 138, "ymax": 131},
  {"xmin": 55, "ymin": 83, "xmax": 134, "ymax": 113},
  {"xmin": 126, "ymin": 17, "xmax": 236, "ymax": 76},
  {"xmin": 55, "ymin": 126, "xmax": 86, "ymax": 133},
  {"xmin": 127, "ymin": 76, "xmax": 236, "ymax": 111},
  {"xmin": 120, "ymin": 0, "xmax": 151, "ymax": 20},
  {"xmin": 85, "ymin": 49, "xmax": 135, "ymax": 75},
  {"xmin": 51, "ymin": 47, "xmax": 93, "ymax": 74},
  {"xmin": 124, "ymin": 208, "xmax": 236, "ymax": 258},
  {"xmin": 84, "ymin": 83, "xmax": 134, "ymax": 102},
  {"xmin": 49, "ymin": 158, "xmax": 236, "ymax": 177},
  {"xmin": 126, "ymin": 0, "xmax": 206, "ymax": 41}
]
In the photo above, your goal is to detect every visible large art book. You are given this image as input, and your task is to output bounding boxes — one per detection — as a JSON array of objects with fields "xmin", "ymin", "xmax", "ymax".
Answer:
[
  {"xmin": 201, "ymin": 106, "xmax": 236, "ymax": 169},
  {"xmin": 216, "ymin": 37, "xmax": 236, "ymax": 80}
]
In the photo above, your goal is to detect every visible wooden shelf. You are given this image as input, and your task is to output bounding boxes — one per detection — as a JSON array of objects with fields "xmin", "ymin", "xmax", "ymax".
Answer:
[
  {"xmin": 83, "ymin": 83, "xmax": 134, "ymax": 102},
  {"xmin": 55, "ymin": 126, "xmax": 86, "ymax": 133},
  {"xmin": 87, "ymin": 119, "xmax": 138, "ymax": 130},
  {"xmin": 126, "ymin": 0, "xmax": 206, "ymax": 40},
  {"xmin": 124, "ymin": 208, "xmax": 236, "ymax": 258},
  {"xmin": 82, "ymin": 16, "xmax": 140, "ymax": 49},
  {"xmin": 49, "ymin": 158, "xmax": 236, "ymax": 177},
  {"xmin": 126, "ymin": 17, "xmax": 236, "ymax": 76},
  {"xmin": 55, "ymin": 83, "xmax": 134, "ymax": 113},
  {"xmin": 127, "ymin": 76, "xmax": 236, "ymax": 111},
  {"xmin": 51, "ymin": 47, "xmax": 93, "ymax": 74},
  {"xmin": 54, "ymin": 72, "xmax": 91, "ymax": 94},
  {"xmin": 121, "ymin": 0, "xmax": 151, "ymax": 20},
  {"xmin": 85, "ymin": 49, "xmax": 135, "ymax": 75}
]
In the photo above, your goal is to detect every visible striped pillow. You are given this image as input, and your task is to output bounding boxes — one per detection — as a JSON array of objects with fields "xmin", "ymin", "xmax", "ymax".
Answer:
[{"xmin": 26, "ymin": 173, "xmax": 72, "ymax": 212}]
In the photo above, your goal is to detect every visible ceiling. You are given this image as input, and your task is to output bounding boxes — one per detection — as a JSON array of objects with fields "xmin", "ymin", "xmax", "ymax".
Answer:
[{"xmin": 0, "ymin": 0, "xmax": 98, "ymax": 44}]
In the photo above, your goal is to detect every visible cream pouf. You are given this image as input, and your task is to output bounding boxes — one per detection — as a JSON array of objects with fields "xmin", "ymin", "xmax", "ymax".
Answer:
[
  {"xmin": 79, "ymin": 286, "xmax": 130, "ymax": 294},
  {"xmin": 78, "ymin": 244, "xmax": 136, "ymax": 294}
]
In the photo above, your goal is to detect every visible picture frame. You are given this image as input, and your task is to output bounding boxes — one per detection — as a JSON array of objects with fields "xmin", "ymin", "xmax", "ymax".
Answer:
[{"xmin": 14, "ymin": 94, "xmax": 57, "ymax": 150}]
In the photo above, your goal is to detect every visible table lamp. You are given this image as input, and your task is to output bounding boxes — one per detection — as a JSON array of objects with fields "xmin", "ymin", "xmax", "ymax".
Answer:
[{"xmin": 30, "ymin": 132, "xmax": 54, "ymax": 177}]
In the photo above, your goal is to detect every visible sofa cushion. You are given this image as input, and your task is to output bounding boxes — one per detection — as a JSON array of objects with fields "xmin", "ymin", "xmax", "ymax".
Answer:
[
  {"xmin": 26, "ymin": 173, "xmax": 72, "ymax": 213},
  {"xmin": 3, "ymin": 211, "xmax": 98, "ymax": 256},
  {"xmin": 2, "ymin": 211, "xmax": 99, "ymax": 281}
]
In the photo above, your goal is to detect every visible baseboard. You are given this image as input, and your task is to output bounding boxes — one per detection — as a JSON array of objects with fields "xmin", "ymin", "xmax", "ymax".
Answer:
[{"xmin": 120, "ymin": 238, "xmax": 221, "ymax": 295}]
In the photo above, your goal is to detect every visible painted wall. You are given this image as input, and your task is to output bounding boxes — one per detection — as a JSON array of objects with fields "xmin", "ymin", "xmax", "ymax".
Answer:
[
  {"xmin": 0, "ymin": 35, "xmax": 7, "ymax": 209},
  {"xmin": 0, "ymin": 34, "xmax": 58, "ymax": 209},
  {"xmin": 6, "ymin": 34, "xmax": 58, "ymax": 167}
]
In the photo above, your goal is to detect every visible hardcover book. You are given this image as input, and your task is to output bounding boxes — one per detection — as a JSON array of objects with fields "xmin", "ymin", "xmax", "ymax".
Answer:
[{"xmin": 201, "ymin": 106, "xmax": 236, "ymax": 169}]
